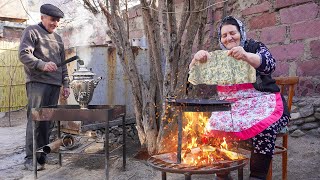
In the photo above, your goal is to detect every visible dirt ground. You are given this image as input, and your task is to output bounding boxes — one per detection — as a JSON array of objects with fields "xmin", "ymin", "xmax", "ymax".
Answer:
[{"xmin": 0, "ymin": 109, "xmax": 319, "ymax": 180}]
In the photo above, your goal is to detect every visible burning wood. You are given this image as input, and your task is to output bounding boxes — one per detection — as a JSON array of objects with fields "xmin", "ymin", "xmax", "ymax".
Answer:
[
  {"xmin": 152, "ymin": 144, "xmax": 246, "ymax": 167},
  {"xmin": 181, "ymin": 145, "xmax": 245, "ymax": 166},
  {"xmin": 216, "ymin": 148, "xmax": 245, "ymax": 160},
  {"xmin": 148, "ymin": 100, "xmax": 248, "ymax": 177},
  {"xmin": 176, "ymin": 112, "xmax": 246, "ymax": 166},
  {"xmin": 156, "ymin": 111, "xmax": 246, "ymax": 167}
]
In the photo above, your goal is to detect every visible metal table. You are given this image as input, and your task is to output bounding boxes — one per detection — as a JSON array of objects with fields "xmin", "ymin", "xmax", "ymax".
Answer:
[{"xmin": 31, "ymin": 105, "xmax": 126, "ymax": 180}]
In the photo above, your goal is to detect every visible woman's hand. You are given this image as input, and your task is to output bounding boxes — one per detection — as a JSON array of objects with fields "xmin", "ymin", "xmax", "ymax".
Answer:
[
  {"xmin": 227, "ymin": 46, "xmax": 248, "ymax": 61},
  {"xmin": 227, "ymin": 46, "xmax": 261, "ymax": 68},
  {"xmin": 189, "ymin": 50, "xmax": 210, "ymax": 70}
]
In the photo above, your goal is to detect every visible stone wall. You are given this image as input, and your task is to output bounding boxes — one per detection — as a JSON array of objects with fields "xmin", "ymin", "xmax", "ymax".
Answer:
[{"xmin": 289, "ymin": 97, "xmax": 320, "ymax": 136}]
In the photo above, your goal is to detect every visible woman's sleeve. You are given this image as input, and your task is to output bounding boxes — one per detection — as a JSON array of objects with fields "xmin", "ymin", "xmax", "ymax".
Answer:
[{"xmin": 255, "ymin": 42, "xmax": 276, "ymax": 75}]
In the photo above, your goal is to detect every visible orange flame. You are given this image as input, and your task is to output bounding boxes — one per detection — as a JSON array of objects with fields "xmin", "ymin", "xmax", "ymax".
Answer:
[
  {"xmin": 220, "ymin": 137, "xmax": 228, "ymax": 150},
  {"xmin": 178, "ymin": 112, "xmax": 244, "ymax": 166}
]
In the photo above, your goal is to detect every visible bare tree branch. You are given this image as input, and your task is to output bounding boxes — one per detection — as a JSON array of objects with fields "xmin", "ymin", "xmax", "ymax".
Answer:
[
  {"xmin": 160, "ymin": 0, "xmax": 171, "ymax": 98},
  {"xmin": 85, "ymin": 0, "xmax": 210, "ymax": 154},
  {"xmin": 83, "ymin": 0, "xmax": 100, "ymax": 14},
  {"xmin": 140, "ymin": 0, "xmax": 164, "ymax": 97},
  {"xmin": 176, "ymin": 0, "xmax": 191, "ymax": 45},
  {"xmin": 174, "ymin": 0, "xmax": 209, "ymax": 97},
  {"xmin": 99, "ymin": 0, "xmax": 148, "ymax": 146},
  {"xmin": 197, "ymin": 1, "xmax": 210, "ymax": 50}
]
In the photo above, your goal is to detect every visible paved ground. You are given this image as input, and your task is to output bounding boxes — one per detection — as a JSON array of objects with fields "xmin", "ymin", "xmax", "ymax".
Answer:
[{"xmin": 0, "ymin": 109, "xmax": 319, "ymax": 180}]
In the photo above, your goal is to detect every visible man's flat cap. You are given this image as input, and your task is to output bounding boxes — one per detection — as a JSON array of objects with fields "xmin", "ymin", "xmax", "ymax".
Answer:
[{"xmin": 40, "ymin": 4, "xmax": 64, "ymax": 18}]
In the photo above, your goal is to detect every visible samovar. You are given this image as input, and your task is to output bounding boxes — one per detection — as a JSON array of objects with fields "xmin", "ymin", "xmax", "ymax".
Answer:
[{"xmin": 70, "ymin": 64, "xmax": 102, "ymax": 109}]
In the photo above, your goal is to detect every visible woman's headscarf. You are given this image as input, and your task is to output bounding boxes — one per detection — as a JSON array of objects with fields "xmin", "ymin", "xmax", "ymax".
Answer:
[{"xmin": 218, "ymin": 16, "xmax": 247, "ymax": 50}]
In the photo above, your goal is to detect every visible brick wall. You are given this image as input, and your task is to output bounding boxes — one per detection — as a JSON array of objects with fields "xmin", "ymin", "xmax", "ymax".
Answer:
[
  {"xmin": 240, "ymin": 0, "xmax": 320, "ymax": 96},
  {"xmin": 127, "ymin": 0, "xmax": 320, "ymax": 96},
  {"xmin": 127, "ymin": 5, "xmax": 145, "ymax": 40},
  {"xmin": 0, "ymin": 24, "xmax": 26, "ymax": 42}
]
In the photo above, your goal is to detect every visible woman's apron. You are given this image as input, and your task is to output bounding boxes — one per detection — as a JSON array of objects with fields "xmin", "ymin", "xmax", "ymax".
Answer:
[{"xmin": 206, "ymin": 83, "xmax": 283, "ymax": 140}]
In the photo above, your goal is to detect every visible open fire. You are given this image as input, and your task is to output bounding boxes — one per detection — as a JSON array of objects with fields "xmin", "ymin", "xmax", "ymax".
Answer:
[
  {"xmin": 180, "ymin": 112, "xmax": 245, "ymax": 166},
  {"xmin": 148, "ymin": 99, "xmax": 248, "ymax": 180}
]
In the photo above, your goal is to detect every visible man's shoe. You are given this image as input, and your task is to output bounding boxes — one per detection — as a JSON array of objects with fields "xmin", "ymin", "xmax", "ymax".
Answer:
[
  {"xmin": 37, "ymin": 153, "xmax": 47, "ymax": 170},
  {"xmin": 23, "ymin": 158, "xmax": 33, "ymax": 171},
  {"xmin": 23, "ymin": 158, "xmax": 45, "ymax": 171},
  {"xmin": 38, "ymin": 163, "xmax": 45, "ymax": 171},
  {"xmin": 37, "ymin": 153, "xmax": 47, "ymax": 165}
]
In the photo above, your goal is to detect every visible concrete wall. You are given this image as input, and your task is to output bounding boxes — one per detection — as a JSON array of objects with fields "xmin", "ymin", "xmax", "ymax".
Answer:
[{"xmin": 65, "ymin": 45, "xmax": 149, "ymax": 118}]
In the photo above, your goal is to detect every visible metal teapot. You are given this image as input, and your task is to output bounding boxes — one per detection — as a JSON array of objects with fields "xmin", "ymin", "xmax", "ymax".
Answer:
[{"xmin": 69, "ymin": 64, "xmax": 102, "ymax": 109}]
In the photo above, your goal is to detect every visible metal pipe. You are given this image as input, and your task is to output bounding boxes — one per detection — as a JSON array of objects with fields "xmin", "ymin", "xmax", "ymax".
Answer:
[
  {"xmin": 33, "ymin": 121, "xmax": 37, "ymax": 179},
  {"xmin": 162, "ymin": 172, "xmax": 167, "ymax": 180},
  {"xmin": 177, "ymin": 107, "xmax": 183, "ymax": 164},
  {"xmin": 238, "ymin": 160, "xmax": 244, "ymax": 180},
  {"xmin": 105, "ymin": 109, "xmax": 112, "ymax": 180},
  {"xmin": 58, "ymin": 121, "xmax": 62, "ymax": 166},
  {"xmin": 122, "ymin": 114, "xmax": 126, "ymax": 171},
  {"xmin": 43, "ymin": 139, "xmax": 63, "ymax": 154},
  {"xmin": 184, "ymin": 173, "xmax": 191, "ymax": 180},
  {"xmin": 42, "ymin": 134, "xmax": 75, "ymax": 154},
  {"xmin": 32, "ymin": 56, "xmax": 81, "ymax": 78},
  {"xmin": 61, "ymin": 134, "xmax": 75, "ymax": 149}
]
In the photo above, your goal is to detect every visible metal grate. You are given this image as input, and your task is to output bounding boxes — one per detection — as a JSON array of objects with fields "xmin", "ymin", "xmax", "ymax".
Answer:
[{"xmin": 148, "ymin": 155, "xmax": 248, "ymax": 175}]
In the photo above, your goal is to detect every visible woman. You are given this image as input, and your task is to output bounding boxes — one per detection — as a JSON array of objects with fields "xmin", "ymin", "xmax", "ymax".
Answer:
[{"xmin": 189, "ymin": 16, "xmax": 290, "ymax": 180}]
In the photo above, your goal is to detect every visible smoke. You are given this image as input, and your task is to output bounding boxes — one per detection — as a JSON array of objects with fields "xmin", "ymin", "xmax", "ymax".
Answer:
[
  {"xmin": 30, "ymin": 0, "xmax": 110, "ymax": 48},
  {"xmin": 61, "ymin": 1, "xmax": 110, "ymax": 47}
]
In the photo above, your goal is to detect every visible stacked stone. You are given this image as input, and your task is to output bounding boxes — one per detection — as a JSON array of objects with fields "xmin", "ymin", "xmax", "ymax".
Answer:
[
  {"xmin": 288, "ymin": 96, "xmax": 320, "ymax": 137},
  {"xmin": 108, "ymin": 125, "xmax": 138, "ymax": 147}
]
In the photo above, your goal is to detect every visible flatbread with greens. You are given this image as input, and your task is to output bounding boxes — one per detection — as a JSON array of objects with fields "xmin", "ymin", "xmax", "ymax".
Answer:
[{"xmin": 188, "ymin": 50, "xmax": 256, "ymax": 85}]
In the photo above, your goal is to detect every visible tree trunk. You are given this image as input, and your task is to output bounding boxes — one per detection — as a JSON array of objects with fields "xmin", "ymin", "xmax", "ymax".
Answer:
[{"xmin": 91, "ymin": 0, "xmax": 211, "ymax": 154}]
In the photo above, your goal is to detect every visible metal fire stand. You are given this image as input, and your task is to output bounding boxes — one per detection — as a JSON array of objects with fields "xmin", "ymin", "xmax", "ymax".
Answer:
[
  {"xmin": 163, "ymin": 98, "xmax": 245, "ymax": 180},
  {"xmin": 31, "ymin": 105, "xmax": 126, "ymax": 180},
  {"xmin": 166, "ymin": 98, "xmax": 232, "ymax": 164}
]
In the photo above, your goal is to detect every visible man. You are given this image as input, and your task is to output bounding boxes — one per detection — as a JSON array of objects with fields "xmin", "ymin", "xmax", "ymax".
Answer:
[{"xmin": 19, "ymin": 4, "xmax": 70, "ymax": 170}]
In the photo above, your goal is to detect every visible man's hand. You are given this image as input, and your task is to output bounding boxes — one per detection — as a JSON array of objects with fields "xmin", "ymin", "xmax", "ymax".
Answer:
[
  {"xmin": 43, "ymin": 62, "xmax": 58, "ymax": 72},
  {"xmin": 62, "ymin": 87, "xmax": 70, "ymax": 98}
]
